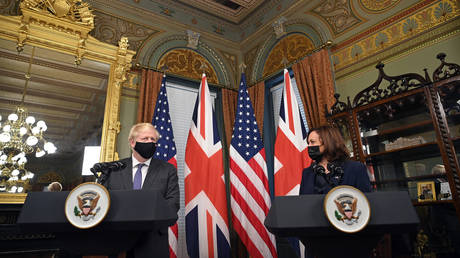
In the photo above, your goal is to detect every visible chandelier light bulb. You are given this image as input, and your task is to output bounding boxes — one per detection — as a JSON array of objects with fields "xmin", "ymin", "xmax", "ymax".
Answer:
[
  {"xmin": 17, "ymin": 187, "xmax": 24, "ymax": 193},
  {"xmin": 0, "ymin": 114, "xmax": 2, "ymax": 121},
  {"xmin": 26, "ymin": 136, "xmax": 38, "ymax": 146},
  {"xmin": 25, "ymin": 116, "xmax": 35, "ymax": 124},
  {"xmin": 0, "ymin": 132, "xmax": 11, "ymax": 143},
  {"xmin": 20, "ymin": 127, "xmax": 27, "ymax": 136},
  {"xmin": 21, "ymin": 175, "xmax": 28, "ymax": 180},
  {"xmin": 3, "ymin": 125, "xmax": 11, "ymax": 132},
  {"xmin": 11, "ymin": 169, "xmax": 20, "ymax": 176},
  {"xmin": 18, "ymin": 156, "xmax": 27, "ymax": 165},
  {"xmin": 8, "ymin": 113, "xmax": 18, "ymax": 121},
  {"xmin": 28, "ymin": 172, "xmax": 34, "ymax": 179},
  {"xmin": 44, "ymin": 142, "xmax": 57, "ymax": 153},
  {"xmin": 0, "ymin": 154, "xmax": 6, "ymax": 160},
  {"xmin": 35, "ymin": 150, "xmax": 45, "ymax": 157},
  {"xmin": 31, "ymin": 126, "xmax": 40, "ymax": 135},
  {"xmin": 10, "ymin": 186, "xmax": 17, "ymax": 193},
  {"xmin": 37, "ymin": 120, "xmax": 46, "ymax": 130}
]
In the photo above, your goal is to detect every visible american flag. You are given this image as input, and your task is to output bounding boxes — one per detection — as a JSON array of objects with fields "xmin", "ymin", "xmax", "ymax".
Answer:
[
  {"xmin": 274, "ymin": 69, "xmax": 311, "ymax": 258},
  {"xmin": 229, "ymin": 73, "xmax": 277, "ymax": 258},
  {"xmin": 151, "ymin": 74, "xmax": 178, "ymax": 258},
  {"xmin": 184, "ymin": 74, "xmax": 230, "ymax": 258}
]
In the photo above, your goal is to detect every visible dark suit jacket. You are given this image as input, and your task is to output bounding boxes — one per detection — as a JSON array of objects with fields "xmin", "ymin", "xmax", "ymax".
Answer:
[
  {"xmin": 299, "ymin": 160, "xmax": 372, "ymax": 194},
  {"xmin": 103, "ymin": 157, "xmax": 180, "ymax": 258}
]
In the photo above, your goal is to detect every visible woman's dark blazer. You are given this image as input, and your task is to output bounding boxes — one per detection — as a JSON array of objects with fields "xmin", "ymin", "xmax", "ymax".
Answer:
[{"xmin": 299, "ymin": 160, "xmax": 372, "ymax": 194}]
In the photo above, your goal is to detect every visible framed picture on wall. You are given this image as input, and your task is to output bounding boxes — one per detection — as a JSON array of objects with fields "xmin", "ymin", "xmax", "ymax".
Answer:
[{"xmin": 417, "ymin": 181, "xmax": 436, "ymax": 202}]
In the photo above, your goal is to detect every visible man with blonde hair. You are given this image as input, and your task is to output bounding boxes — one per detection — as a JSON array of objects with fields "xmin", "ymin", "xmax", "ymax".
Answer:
[{"xmin": 103, "ymin": 122, "xmax": 179, "ymax": 258}]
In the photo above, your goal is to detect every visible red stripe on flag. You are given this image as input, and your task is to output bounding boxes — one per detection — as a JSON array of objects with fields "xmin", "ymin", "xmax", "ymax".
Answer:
[
  {"xmin": 200, "ymin": 76, "xmax": 206, "ymax": 138},
  {"xmin": 230, "ymin": 158, "xmax": 269, "ymax": 213},
  {"xmin": 169, "ymin": 247, "xmax": 177, "ymax": 258},
  {"xmin": 231, "ymin": 213, "xmax": 268, "ymax": 258},
  {"xmin": 207, "ymin": 211, "xmax": 214, "ymax": 258},
  {"xmin": 184, "ymin": 133, "xmax": 228, "ymax": 222},
  {"xmin": 168, "ymin": 157, "xmax": 177, "ymax": 168},
  {"xmin": 284, "ymin": 72, "xmax": 295, "ymax": 133},
  {"xmin": 248, "ymin": 154, "xmax": 270, "ymax": 193},
  {"xmin": 274, "ymin": 130, "xmax": 311, "ymax": 196},
  {"xmin": 231, "ymin": 189, "xmax": 277, "ymax": 258}
]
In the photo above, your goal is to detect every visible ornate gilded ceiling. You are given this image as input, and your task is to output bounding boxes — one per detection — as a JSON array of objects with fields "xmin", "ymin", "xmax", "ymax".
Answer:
[{"xmin": 175, "ymin": 0, "xmax": 267, "ymax": 24}]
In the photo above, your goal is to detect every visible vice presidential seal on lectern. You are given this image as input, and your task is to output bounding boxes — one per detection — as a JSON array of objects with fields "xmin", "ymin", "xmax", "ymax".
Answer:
[
  {"xmin": 65, "ymin": 182, "xmax": 110, "ymax": 229},
  {"xmin": 324, "ymin": 185, "xmax": 371, "ymax": 233}
]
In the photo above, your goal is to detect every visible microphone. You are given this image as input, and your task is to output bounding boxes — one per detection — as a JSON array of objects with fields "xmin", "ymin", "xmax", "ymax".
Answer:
[
  {"xmin": 90, "ymin": 161, "xmax": 127, "ymax": 185},
  {"xmin": 107, "ymin": 161, "xmax": 127, "ymax": 170},
  {"xmin": 90, "ymin": 161, "xmax": 126, "ymax": 174}
]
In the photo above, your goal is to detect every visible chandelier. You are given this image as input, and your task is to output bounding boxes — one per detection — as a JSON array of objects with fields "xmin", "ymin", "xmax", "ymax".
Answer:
[{"xmin": 0, "ymin": 46, "xmax": 57, "ymax": 193}]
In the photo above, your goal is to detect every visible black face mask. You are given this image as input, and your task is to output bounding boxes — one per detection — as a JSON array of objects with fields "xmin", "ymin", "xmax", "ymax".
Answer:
[
  {"xmin": 134, "ymin": 142, "xmax": 157, "ymax": 159},
  {"xmin": 308, "ymin": 145, "xmax": 323, "ymax": 162}
]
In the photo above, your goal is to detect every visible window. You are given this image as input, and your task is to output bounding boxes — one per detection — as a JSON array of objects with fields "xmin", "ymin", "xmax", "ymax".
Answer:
[{"xmin": 270, "ymin": 77, "xmax": 309, "ymax": 132}]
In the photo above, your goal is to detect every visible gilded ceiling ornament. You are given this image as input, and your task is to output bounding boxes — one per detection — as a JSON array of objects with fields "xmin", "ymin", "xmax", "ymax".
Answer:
[
  {"xmin": 309, "ymin": 0, "xmax": 364, "ymax": 35},
  {"xmin": 262, "ymin": 34, "xmax": 314, "ymax": 77},
  {"xmin": 157, "ymin": 49, "xmax": 218, "ymax": 84},
  {"xmin": 20, "ymin": 0, "xmax": 94, "ymax": 26},
  {"xmin": 90, "ymin": 11, "xmax": 160, "ymax": 52},
  {"xmin": 358, "ymin": 0, "xmax": 400, "ymax": 13},
  {"xmin": 186, "ymin": 30, "xmax": 200, "ymax": 49},
  {"xmin": 272, "ymin": 16, "xmax": 287, "ymax": 39}
]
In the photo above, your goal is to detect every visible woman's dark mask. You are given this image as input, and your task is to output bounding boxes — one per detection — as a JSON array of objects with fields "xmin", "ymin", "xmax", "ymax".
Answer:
[
  {"xmin": 308, "ymin": 145, "xmax": 323, "ymax": 162},
  {"xmin": 134, "ymin": 142, "xmax": 157, "ymax": 159}
]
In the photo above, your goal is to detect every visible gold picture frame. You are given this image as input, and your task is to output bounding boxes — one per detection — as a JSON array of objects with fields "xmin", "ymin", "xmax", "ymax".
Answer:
[
  {"xmin": 417, "ymin": 181, "xmax": 436, "ymax": 202},
  {"xmin": 0, "ymin": 4, "xmax": 135, "ymax": 203}
]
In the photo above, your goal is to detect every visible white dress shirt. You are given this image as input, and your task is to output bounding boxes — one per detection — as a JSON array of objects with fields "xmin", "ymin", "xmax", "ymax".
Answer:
[{"xmin": 131, "ymin": 154, "xmax": 152, "ymax": 188}]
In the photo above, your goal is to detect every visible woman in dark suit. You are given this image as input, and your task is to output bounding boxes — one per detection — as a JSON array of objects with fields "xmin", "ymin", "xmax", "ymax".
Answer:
[{"xmin": 299, "ymin": 125, "xmax": 372, "ymax": 195}]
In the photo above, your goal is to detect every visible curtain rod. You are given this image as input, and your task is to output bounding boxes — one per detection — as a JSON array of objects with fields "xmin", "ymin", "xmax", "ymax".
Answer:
[{"xmin": 132, "ymin": 40, "xmax": 333, "ymax": 90}]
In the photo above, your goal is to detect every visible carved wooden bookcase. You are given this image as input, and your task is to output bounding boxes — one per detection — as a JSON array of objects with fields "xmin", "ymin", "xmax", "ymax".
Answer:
[{"xmin": 327, "ymin": 53, "xmax": 460, "ymax": 256}]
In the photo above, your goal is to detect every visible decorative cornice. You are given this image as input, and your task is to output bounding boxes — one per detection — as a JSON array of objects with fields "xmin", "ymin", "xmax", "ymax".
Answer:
[
  {"xmin": 332, "ymin": 0, "xmax": 436, "ymax": 51},
  {"xmin": 88, "ymin": 0, "xmax": 241, "ymax": 47},
  {"xmin": 332, "ymin": 0, "xmax": 459, "ymax": 74},
  {"xmin": 336, "ymin": 21, "xmax": 460, "ymax": 80}
]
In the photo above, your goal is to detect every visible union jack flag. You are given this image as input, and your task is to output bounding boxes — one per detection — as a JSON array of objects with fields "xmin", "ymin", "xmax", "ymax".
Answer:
[
  {"xmin": 229, "ymin": 73, "xmax": 277, "ymax": 258},
  {"xmin": 274, "ymin": 69, "xmax": 311, "ymax": 257},
  {"xmin": 151, "ymin": 74, "xmax": 178, "ymax": 258},
  {"xmin": 274, "ymin": 69, "xmax": 311, "ymax": 197},
  {"xmin": 184, "ymin": 74, "xmax": 230, "ymax": 258}
]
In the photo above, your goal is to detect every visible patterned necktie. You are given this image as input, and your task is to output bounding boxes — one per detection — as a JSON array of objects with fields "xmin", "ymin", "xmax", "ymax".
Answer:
[{"xmin": 133, "ymin": 163, "xmax": 144, "ymax": 190}]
